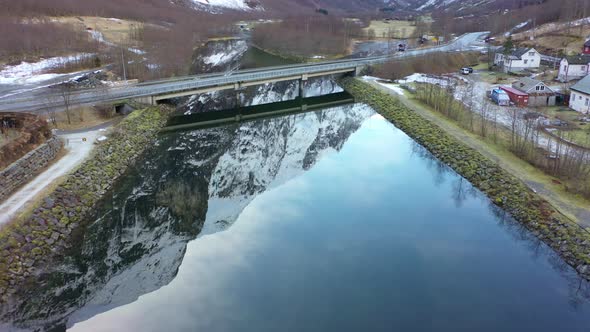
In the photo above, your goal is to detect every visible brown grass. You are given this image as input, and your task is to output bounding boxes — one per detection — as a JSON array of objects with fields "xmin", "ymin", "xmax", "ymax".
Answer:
[
  {"xmin": 372, "ymin": 52, "xmax": 480, "ymax": 80},
  {"xmin": 51, "ymin": 16, "xmax": 149, "ymax": 46},
  {"xmin": 0, "ymin": 130, "xmax": 20, "ymax": 148},
  {"xmin": 42, "ymin": 106, "xmax": 121, "ymax": 131},
  {"xmin": 0, "ymin": 114, "xmax": 51, "ymax": 170},
  {"xmin": 363, "ymin": 20, "xmax": 419, "ymax": 39}
]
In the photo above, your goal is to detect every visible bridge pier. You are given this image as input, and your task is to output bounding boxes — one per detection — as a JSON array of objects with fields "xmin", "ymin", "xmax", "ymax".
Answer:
[
  {"xmin": 354, "ymin": 66, "xmax": 364, "ymax": 77},
  {"xmin": 235, "ymin": 90, "xmax": 242, "ymax": 108},
  {"xmin": 299, "ymin": 74, "xmax": 308, "ymax": 99},
  {"xmin": 134, "ymin": 96, "xmax": 157, "ymax": 106}
]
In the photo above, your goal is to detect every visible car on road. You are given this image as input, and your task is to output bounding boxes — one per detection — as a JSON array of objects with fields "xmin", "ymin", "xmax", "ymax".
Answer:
[{"xmin": 460, "ymin": 67, "xmax": 474, "ymax": 75}]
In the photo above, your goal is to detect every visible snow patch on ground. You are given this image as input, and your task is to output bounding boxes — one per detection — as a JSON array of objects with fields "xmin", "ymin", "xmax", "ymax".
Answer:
[
  {"xmin": 417, "ymin": 0, "xmax": 437, "ymax": 10},
  {"xmin": 397, "ymin": 73, "xmax": 451, "ymax": 86},
  {"xmin": 128, "ymin": 48, "xmax": 146, "ymax": 55},
  {"xmin": 88, "ymin": 30, "xmax": 114, "ymax": 47},
  {"xmin": 515, "ymin": 16, "xmax": 590, "ymax": 39},
  {"xmin": 202, "ymin": 40, "xmax": 248, "ymax": 66},
  {"xmin": 362, "ymin": 76, "xmax": 405, "ymax": 95},
  {"xmin": 505, "ymin": 20, "xmax": 530, "ymax": 37},
  {"xmin": 0, "ymin": 54, "xmax": 93, "ymax": 85},
  {"xmin": 192, "ymin": 0, "xmax": 260, "ymax": 11}
]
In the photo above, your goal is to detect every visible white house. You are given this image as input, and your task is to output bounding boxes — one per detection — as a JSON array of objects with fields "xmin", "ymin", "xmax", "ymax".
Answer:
[
  {"xmin": 494, "ymin": 47, "xmax": 541, "ymax": 72},
  {"xmin": 558, "ymin": 55, "xmax": 590, "ymax": 82},
  {"xmin": 569, "ymin": 75, "xmax": 590, "ymax": 113}
]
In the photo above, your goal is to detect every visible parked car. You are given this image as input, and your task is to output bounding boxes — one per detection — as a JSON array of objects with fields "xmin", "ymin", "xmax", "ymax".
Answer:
[{"xmin": 491, "ymin": 88, "xmax": 510, "ymax": 106}]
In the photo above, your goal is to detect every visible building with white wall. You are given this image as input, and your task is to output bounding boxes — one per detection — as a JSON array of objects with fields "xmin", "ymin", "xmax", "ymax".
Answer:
[
  {"xmin": 558, "ymin": 55, "xmax": 590, "ymax": 82},
  {"xmin": 494, "ymin": 47, "xmax": 541, "ymax": 72},
  {"xmin": 569, "ymin": 75, "xmax": 590, "ymax": 113}
]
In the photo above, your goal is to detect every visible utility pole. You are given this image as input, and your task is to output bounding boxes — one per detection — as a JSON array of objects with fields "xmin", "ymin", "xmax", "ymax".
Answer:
[{"xmin": 121, "ymin": 46, "xmax": 127, "ymax": 81}]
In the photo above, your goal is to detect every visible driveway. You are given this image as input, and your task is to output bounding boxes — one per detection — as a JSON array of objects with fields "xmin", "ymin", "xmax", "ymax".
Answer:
[{"xmin": 0, "ymin": 126, "xmax": 107, "ymax": 225}]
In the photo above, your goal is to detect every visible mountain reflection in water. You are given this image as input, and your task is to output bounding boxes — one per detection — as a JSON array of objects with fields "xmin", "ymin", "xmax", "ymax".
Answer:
[{"xmin": 1, "ymin": 104, "xmax": 374, "ymax": 331}]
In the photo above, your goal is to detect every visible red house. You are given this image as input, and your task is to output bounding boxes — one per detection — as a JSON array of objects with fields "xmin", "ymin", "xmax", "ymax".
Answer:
[
  {"xmin": 584, "ymin": 40, "xmax": 590, "ymax": 55},
  {"xmin": 500, "ymin": 86, "xmax": 529, "ymax": 107}
]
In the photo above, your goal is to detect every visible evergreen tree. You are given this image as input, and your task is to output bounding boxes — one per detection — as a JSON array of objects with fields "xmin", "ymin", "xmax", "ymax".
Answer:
[{"xmin": 503, "ymin": 36, "xmax": 514, "ymax": 54}]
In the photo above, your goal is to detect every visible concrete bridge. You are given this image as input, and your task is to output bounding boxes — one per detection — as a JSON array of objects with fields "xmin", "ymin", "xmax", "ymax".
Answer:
[
  {"xmin": 0, "ymin": 32, "xmax": 488, "ymax": 113},
  {"xmin": 134, "ymin": 62, "xmax": 363, "ymax": 106},
  {"xmin": 162, "ymin": 92, "xmax": 355, "ymax": 132}
]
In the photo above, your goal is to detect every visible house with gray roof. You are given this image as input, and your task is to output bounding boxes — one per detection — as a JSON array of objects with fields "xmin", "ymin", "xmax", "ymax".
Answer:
[
  {"xmin": 512, "ymin": 77, "xmax": 556, "ymax": 106},
  {"xmin": 569, "ymin": 75, "xmax": 590, "ymax": 113},
  {"xmin": 494, "ymin": 47, "xmax": 541, "ymax": 73},
  {"xmin": 557, "ymin": 55, "xmax": 590, "ymax": 82}
]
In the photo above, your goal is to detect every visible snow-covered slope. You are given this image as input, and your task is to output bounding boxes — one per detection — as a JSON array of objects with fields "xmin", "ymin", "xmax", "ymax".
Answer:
[
  {"xmin": 190, "ymin": 0, "xmax": 262, "ymax": 11},
  {"xmin": 380, "ymin": 0, "xmax": 506, "ymax": 13}
]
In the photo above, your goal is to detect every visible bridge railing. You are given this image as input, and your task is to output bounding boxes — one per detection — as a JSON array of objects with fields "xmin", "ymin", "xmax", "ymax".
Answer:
[{"xmin": 0, "ymin": 33, "xmax": 488, "ymax": 109}]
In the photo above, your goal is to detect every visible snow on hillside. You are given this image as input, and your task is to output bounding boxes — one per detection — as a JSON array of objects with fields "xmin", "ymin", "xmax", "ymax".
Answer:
[
  {"xmin": 0, "ymin": 54, "xmax": 93, "ymax": 85},
  {"xmin": 202, "ymin": 40, "xmax": 248, "ymax": 66},
  {"xmin": 191, "ymin": 0, "xmax": 261, "ymax": 11},
  {"xmin": 417, "ymin": 0, "xmax": 437, "ymax": 10},
  {"xmin": 412, "ymin": 0, "xmax": 492, "ymax": 11},
  {"xmin": 512, "ymin": 16, "xmax": 590, "ymax": 39}
]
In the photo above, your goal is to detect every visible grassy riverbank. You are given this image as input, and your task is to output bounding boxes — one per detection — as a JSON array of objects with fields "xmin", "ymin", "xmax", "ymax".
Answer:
[
  {"xmin": 0, "ymin": 105, "xmax": 173, "ymax": 301},
  {"xmin": 340, "ymin": 77, "xmax": 590, "ymax": 280}
]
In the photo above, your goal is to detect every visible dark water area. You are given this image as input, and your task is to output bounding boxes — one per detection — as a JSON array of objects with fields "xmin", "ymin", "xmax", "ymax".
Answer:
[
  {"xmin": 190, "ymin": 39, "xmax": 295, "ymax": 75},
  {"xmin": 240, "ymin": 45, "xmax": 298, "ymax": 69},
  {"xmin": 3, "ymin": 103, "xmax": 589, "ymax": 331}
]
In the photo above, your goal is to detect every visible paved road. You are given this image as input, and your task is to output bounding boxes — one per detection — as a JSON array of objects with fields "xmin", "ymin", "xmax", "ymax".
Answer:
[{"xmin": 0, "ymin": 32, "xmax": 489, "ymax": 114}]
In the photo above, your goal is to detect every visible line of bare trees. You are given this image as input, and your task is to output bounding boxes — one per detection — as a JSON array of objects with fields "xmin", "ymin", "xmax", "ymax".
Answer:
[
  {"xmin": 373, "ymin": 53, "xmax": 480, "ymax": 80},
  {"xmin": 1, "ymin": 0, "xmax": 244, "ymax": 80},
  {"xmin": 431, "ymin": 0, "xmax": 589, "ymax": 37},
  {"xmin": 252, "ymin": 16, "xmax": 362, "ymax": 58},
  {"xmin": 416, "ymin": 82, "xmax": 590, "ymax": 197},
  {"xmin": 0, "ymin": 16, "xmax": 97, "ymax": 61}
]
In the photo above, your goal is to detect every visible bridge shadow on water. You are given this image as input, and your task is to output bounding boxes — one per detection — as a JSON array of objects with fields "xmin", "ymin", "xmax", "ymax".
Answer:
[{"xmin": 162, "ymin": 91, "xmax": 355, "ymax": 133}]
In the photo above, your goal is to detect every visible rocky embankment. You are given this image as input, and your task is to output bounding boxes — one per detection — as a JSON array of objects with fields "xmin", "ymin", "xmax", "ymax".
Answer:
[
  {"xmin": 0, "ymin": 136, "xmax": 63, "ymax": 202},
  {"xmin": 0, "ymin": 112, "xmax": 52, "ymax": 170},
  {"xmin": 340, "ymin": 77, "xmax": 590, "ymax": 281},
  {"xmin": 0, "ymin": 105, "xmax": 173, "ymax": 301}
]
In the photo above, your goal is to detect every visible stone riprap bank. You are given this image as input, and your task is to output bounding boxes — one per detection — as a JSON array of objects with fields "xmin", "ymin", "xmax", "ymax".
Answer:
[
  {"xmin": 0, "ymin": 136, "xmax": 63, "ymax": 202},
  {"xmin": 0, "ymin": 106, "xmax": 173, "ymax": 301},
  {"xmin": 340, "ymin": 77, "xmax": 590, "ymax": 281}
]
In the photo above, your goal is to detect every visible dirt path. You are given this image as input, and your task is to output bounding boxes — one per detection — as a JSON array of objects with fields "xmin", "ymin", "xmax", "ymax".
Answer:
[
  {"xmin": 365, "ymin": 79, "xmax": 590, "ymax": 229},
  {"xmin": 0, "ymin": 128, "xmax": 104, "ymax": 225}
]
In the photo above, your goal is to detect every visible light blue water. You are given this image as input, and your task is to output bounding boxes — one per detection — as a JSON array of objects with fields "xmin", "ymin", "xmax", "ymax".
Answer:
[{"xmin": 65, "ymin": 107, "xmax": 590, "ymax": 332}]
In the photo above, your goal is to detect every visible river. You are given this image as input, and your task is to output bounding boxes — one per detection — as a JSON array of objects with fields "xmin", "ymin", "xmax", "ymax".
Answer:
[
  {"xmin": 2, "ymin": 38, "xmax": 590, "ymax": 332},
  {"xmin": 3, "ymin": 102, "xmax": 590, "ymax": 331}
]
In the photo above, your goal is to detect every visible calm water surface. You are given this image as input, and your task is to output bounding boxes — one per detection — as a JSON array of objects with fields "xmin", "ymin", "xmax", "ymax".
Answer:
[
  {"xmin": 64, "ymin": 104, "xmax": 590, "ymax": 331},
  {"xmin": 4, "ymin": 104, "xmax": 589, "ymax": 331}
]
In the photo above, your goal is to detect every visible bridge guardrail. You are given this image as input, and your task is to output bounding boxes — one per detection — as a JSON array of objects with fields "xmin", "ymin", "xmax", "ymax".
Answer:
[{"xmin": 0, "ymin": 32, "xmax": 488, "ymax": 110}]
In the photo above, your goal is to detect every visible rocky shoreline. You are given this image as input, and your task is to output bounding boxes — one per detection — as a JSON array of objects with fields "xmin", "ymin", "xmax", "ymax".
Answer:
[
  {"xmin": 340, "ymin": 77, "xmax": 590, "ymax": 281},
  {"xmin": 0, "ymin": 105, "xmax": 173, "ymax": 301}
]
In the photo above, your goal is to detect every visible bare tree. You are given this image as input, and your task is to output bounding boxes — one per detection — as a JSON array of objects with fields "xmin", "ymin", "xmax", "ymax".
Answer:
[
  {"xmin": 43, "ymin": 98, "xmax": 58, "ymax": 127},
  {"xmin": 59, "ymin": 83, "xmax": 75, "ymax": 125},
  {"xmin": 480, "ymin": 100, "xmax": 491, "ymax": 137}
]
